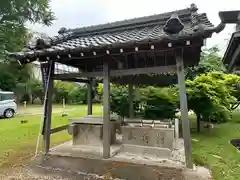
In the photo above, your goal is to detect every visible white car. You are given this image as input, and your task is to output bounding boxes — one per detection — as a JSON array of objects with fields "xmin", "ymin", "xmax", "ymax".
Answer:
[{"xmin": 0, "ymin": 91, "xmax": 17, "ymax": 118}]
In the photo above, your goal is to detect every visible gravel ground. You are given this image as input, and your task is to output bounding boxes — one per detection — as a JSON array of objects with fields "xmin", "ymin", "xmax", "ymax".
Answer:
[
  {"xmin": 171, "ymin": 138, "xmax": 185, "ymax": 163},
  {"xmin": 0, "ymin": 165, "xmax": 123, "ymax": 180},
  {"xmin": 0, "ymin": 165, "xmax": 69, "ymax": 180}
]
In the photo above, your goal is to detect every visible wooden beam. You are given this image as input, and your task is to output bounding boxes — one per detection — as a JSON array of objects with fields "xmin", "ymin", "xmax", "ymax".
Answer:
[
  {"xmin": 228, "ymin": 44, "xmax": 240, "ymax": 72},
  {"xmin": 87, "ymin": 78, "xmax": 93, "ymax": 115},
  {"xmin": 61, "ymin": 78, "xmax": 90, "ymax": 83},
  {"xmin": 103, "ymin": 59, "xmax": 110, "ymax": 158},
  {"xmin": 53, "ymin": 65, "xmax": 176, "ymax": 80},
  {"xmin": 176, "ymin": 49, "xmax": 193, "ymax": 169},
  {"xmin": 50, "ymin": 125, "xmax": 68, "ymax": 134}
]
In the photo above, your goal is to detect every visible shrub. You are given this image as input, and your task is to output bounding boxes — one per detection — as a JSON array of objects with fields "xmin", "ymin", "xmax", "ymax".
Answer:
[
  {"xmin": 140, "ymin": 87, "xmax": 178, "ymax": 119},
  {"xmin": 186, "ymin": 72, "xmax": 240, "ymax": 124},
  {"xmin": 68, "ymin": 86, "xmax": 88, "ymax": 104},
  {"xmin": 110, "ymin": 85, "xmax": 140, "ymax": 118},
  {"xmin": 53, "ymin": 81, "xmax": 77, "ymax": 103}
]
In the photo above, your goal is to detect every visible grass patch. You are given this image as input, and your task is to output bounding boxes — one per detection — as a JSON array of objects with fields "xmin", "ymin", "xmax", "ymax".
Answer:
[
  {"xmin": 0, "ymin": 104, "xmax": 102, "ymax": 167},
  {"xmin": 0, "ymin": 104, "xmax": 240, "ymax": 179},
  {"xmin": 191, "ymin": 111, "xmax": 240, "ymax": 180}
]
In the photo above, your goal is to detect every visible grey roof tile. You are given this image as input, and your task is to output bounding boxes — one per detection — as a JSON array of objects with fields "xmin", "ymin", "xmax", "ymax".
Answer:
[{"xmin": 8, "ymin": 4, "xmax": 219, "ymax": 60}]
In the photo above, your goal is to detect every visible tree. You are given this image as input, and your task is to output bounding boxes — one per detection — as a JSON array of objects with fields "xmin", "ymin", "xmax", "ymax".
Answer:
[
  {"xmin": 186, "ymin": 72, "xmax": 240, "ymax": 132},
  {"xmin": 110, "ymin": 85, "xmax": 131, "ymax": 118},
  {"xmin": 198, "ymin": 46, "xmax": 226, "ymax": 72},
  {"xmin": 0, "ymin": 0, "xmax": 54, "ymax": 59},
  {"xmin": 68, "ymin": 86, "xmax": 88, "ymax": 104},
  {"xmin": 0, "ymin": 1, "xmax": 54, "ymax": 92},
  {"xmin": 26, "ymin": 78, "xmax": 44, "ymax": 104},
  {"xmin": 0, "ymin": 64, "xmax": 16, "ymax": 91},
  {"xmin": 186, "ymin": 46, "xmax": 226, "ymax": 79},
  {"xmin": 140, "ymin": 87, "xmax": 178, "ymax": 120}
]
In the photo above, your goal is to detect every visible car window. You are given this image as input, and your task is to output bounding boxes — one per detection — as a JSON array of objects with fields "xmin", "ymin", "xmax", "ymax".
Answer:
[{"xmin": 0, "ymin": 94, "xmax": 14, "ymax": 101}]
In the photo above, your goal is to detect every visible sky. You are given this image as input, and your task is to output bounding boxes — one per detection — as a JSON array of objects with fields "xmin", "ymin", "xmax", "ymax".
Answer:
[{"xmin": 28, "ymin": 0, "xmax": 239, "ymax": 54}]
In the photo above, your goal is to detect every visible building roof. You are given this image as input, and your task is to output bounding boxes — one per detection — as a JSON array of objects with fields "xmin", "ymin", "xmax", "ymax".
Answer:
[
  {"xmin": 7, "ymin": 3, "xmax": 223, "ymax": 65},
  {"xmin": 222, "ymin": 31, "xmax": 240, "ymax": 71}
]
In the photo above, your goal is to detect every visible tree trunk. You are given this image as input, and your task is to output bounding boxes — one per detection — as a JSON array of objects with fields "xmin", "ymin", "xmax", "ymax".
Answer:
[{"xmin": 197, "ymin": 114, "xmax": 201, "ymax": 133}]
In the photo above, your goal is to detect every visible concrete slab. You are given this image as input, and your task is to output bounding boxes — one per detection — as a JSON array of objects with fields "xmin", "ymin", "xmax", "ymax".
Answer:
[
  {"xmin": 50, "ymin": 141, "xmax": 121, "ymax": 158},
  {"xmin": 34, "ymin": 154, "xmax": 185, "ymax": 180},
  {"xmin": 28, "ymin": 141, "xmax": 211, "ymax": 180}
]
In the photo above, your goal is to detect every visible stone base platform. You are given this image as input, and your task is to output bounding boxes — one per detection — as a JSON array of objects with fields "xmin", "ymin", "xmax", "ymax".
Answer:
[
  {"xmin": 30, "ymin": 141, "xmax": 212, "ymax": 180},
  {"xmin": 33, "ymin": 143, "xmax": 184, "ymax": 180}
]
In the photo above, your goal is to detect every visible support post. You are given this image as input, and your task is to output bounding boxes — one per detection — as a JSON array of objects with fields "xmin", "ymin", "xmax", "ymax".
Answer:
[
  {"xmin": 175, "ymin": 49, "xmax": 193, "ymax": 169},
  {"xmin": 128, "ymin": 82, "xmax": 134, "ymax": 119},
  {"xmin": 103, "ymin": 60, "xmax": 110, "ymax": 158},
  {"xmin": 43, "ymin": 61, "xmax": 54, "ymax": 154},
  {"xmin": 174, "ymin": 118, "xmax": 179, "ymax": 139},
  {"xmin": 87, "ymin": 78, "xmax": 93, "ymax": 115}
]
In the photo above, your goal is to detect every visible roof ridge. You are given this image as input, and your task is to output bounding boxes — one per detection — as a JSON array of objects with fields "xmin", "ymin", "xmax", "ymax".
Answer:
[
  {"xmin": 61, "ymin": 7, "xmax": 192, "ymax": 35},
  {"xmin": 47, "ymin": 6, "xmax": 195, "ymax": 47}
]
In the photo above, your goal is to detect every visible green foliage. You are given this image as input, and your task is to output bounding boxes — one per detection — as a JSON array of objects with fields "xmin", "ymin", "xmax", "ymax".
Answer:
[
  {"xmin": 54, "ymin": 81, "xmax": 76, "ymax": 103},
  {"xmin": 140, "ymin": 87, "xmax": 178, "ymax": 119},
  {"xmin": 53, "ymin": 81, "xmax": 90, "ymax": 104},
  {"xmin": 96, "ymin": 83, "xmax": 103, "ymax": 99},
  {"xmin": 186, "ymin": 46, "xmax": 226, "ymax": 79},
  {"xmin": 68, "ymin": 86, "xmax": 88, "ymax": 104},
  {"xmin": 1, "ymin": 0, "xmax": 54, "ymax": 59},
  {"xmin": 109, "ymin": 85, "xmax": 178, "ymax": 119},
  {"xmin": 0, "ymin": 64, "xmax": 16, "ymax": 91},
  {"xmin": 27, "ymin": 78, "xmax": 44, "ymax": 103},
  {"xmin": 0, "ymin": 0, "xmax": 54, "ymax": 94},
  {"xmin": 0, "ymin": 0, "xmax": 54, "ymax": 25},
  {"xmin": 198, "ymin": 46, "xmax": 226, "ymax": 72},
  {"xmin": 186, "ymin": 72, "xmax": 240, "ymax": 123},
  {"xmin": 110, "ymin": 85, "xmax": 140, "ymax": 117}
]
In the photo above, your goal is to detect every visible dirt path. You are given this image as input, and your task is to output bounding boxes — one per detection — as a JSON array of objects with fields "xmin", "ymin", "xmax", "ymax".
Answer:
[{"xmin": 17, "ymin": 107, "xmax": 77, "ymax": 116}]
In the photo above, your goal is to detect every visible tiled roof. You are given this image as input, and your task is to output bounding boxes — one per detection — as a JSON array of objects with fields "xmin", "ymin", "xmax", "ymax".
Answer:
[
  {"xmin": 8, "ymin": 4, "xmax": 222, "ymax": 60},
  {"xmin": 222, "ymin": 31, "xmax": 240, "ymax": 71}
]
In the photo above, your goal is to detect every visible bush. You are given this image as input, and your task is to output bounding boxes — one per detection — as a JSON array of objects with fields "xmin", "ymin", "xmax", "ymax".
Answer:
[
  {"xmin": 140, "ymin": 87, "xmax": 178, "ymax": 119},
  {"xmin": 68, "ymin": 86, "xmax": 88, "ymax": 104},
  {"xmin": 109, "ymin": 85, "xmax": 178, "ymax": 120},
  {"xmin": 53, "ymin": 81, "xmax": 77, "ymax": 103},
  {"xmin": 0, "ymin": 66, "xmax": 16, "ymax": 91},
  {"xmin": 186, "ymin": 72, "xmax": 240, "ymax": 123},
  {"xmin": 110, "ymin": 85, "xmax": 140, "ymax": 118}
]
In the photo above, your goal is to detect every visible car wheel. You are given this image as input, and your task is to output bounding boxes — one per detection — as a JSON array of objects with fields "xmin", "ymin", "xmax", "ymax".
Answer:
[{"xmin": 4, "ymin": 109, "xmax": 14, "ymax": 118}]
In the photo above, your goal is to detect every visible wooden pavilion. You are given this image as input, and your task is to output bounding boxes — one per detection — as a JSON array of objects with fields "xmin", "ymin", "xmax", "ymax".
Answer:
[
  {"xmin": 221, "ymin": 11, "xmax": 240, "ymax": 71},
  {"xmin": 8, "ymin": 4, "xmax": 225, "ymax": 169}
]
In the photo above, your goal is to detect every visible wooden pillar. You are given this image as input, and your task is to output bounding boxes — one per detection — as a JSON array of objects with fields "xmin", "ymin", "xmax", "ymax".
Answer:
[
  {"xmin": 103, "ymin": 60, "xmax": 110, "ymax": 158},
  {"xmin": 43, "ymin": 61, "xmax": 54, "ymax": 154},
  {"xmin": 176, "ymin": 49, "xmax": 193, "ymax": 169},
  {"xmin": 87, "ymin": 78, "xmax": 93, "ymax": 115},
  {"xmin": 128, "ymin": 82, "xmax": 134, "ymax": 119}
]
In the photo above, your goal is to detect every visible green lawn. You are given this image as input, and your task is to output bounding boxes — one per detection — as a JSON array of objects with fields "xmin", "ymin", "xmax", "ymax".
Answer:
[
  {"xmin": 0, "ymin": 104, "xmax": 102, "ymax": 167},
  {"xmin": 0, "ymin": 104, "xmax": 239, "ymax": 180},
  {"xmin": 191, "ymin": 113, "xmax": 240, "ymax": 180}
]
